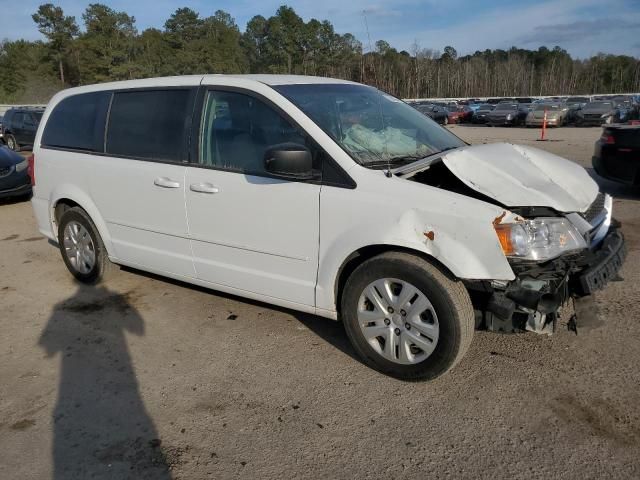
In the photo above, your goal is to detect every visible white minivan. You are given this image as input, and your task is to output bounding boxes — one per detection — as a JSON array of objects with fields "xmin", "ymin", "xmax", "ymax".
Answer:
[{"xmin": 30, "ymin": 75, "xmax": 626, "ymax": 380}]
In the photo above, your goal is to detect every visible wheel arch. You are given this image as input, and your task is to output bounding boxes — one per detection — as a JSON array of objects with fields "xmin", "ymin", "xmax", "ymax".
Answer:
[
  {"xmin": 332, "ymin": 244, "xmax": 457, "ymax": 318},
  {"xmin": 50, "ymin": 187, "xmax": 114, "ymax": 256}
]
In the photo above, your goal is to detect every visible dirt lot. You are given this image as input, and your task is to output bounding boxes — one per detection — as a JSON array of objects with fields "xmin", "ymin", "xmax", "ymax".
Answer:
[{"xmin": 1, "ymin": 126, "xmax": 639, "ymax": 479}]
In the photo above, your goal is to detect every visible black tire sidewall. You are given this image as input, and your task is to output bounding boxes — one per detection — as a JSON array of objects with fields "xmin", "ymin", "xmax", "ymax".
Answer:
[
  {"xmin": 57, "ymin": 208, "xmax": 107, "ymax": 284},
  {"xmin": 342, "ymin": 256, "xmax": 465, "ymax": 380},
  {"xmin": 6, "ymin": 135, "xmax": 17, "ymax": 151}
]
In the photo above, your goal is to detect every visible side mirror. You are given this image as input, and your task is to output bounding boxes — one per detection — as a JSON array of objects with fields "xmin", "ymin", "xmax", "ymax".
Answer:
[{"xmin": 264, "ymin": 143, "xmax": 314, "ymax": 180}]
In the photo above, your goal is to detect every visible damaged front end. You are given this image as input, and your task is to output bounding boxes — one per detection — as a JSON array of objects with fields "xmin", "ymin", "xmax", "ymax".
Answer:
[{"xmin": 467, "ymin": 194, "xmax": 626, "ymax": 335}]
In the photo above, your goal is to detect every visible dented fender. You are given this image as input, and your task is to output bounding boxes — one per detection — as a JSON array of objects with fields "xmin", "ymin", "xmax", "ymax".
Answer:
[{"xmin": 315, "ymin": 168, "xmax": 518, "ymax": 314}]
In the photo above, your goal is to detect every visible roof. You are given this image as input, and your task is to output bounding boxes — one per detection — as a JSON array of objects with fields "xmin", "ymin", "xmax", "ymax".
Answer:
[
  {"xmin": 202, "ymin": 74, "xmax": 358, "ymax": 86},
  {"xmin": 50, "ymin": 74, "xmax": 358, "ymax": 98}
]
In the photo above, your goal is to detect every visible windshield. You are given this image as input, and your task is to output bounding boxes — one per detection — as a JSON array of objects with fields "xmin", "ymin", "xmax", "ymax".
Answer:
[
  {"xmin": 495, "ymin": 104, "xmax": 517, "ymax": 111},
  {"xmin": 587, "ymin": 102, "xmax": 614, "ymax": 109},
  {"xmin": 534, "ymin": 104, "xmax": 560, "ymax": 111},
  {"xmin": 273, "ymin": 84, "xmax": 466, "ymax": 167},
  {"xmin": 567, "ymin": 97, "xmax": 589, "ymax": 104}
]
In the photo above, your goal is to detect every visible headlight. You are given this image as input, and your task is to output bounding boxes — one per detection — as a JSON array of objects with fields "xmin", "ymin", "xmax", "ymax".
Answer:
[
  {"xmin": 15, "ymin": 159, "xmax": 28, "ymax": 172},
  {"xmin": 494, "ymin": 218, "xmax": 586, "ymax": 261}
]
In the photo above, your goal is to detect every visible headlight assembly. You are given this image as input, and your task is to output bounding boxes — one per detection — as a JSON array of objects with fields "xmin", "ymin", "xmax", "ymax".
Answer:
[{"xmin": 494, "ymin": 218, "xmax": 587, "ymax": 261}]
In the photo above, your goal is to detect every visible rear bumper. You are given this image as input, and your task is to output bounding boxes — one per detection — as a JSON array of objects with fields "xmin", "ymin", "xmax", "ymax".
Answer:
[
  {"xmin": 31, "ymin": 194, "xmax": 56, "ymax": 240},
  {"xmin": 592, "ymin": 148, "xmax": 640, "ymax": 185}
]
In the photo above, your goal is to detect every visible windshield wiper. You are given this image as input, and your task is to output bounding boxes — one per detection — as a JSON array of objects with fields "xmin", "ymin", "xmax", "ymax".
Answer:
[{"xmin": 362, "ymin": 155, "xmax": 427, "ymax": 170}]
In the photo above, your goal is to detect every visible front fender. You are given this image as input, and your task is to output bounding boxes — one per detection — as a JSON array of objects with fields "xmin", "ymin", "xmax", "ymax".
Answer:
[{"xmin": 316, "ymin": 181, "xmax": 517, "ymax": 313}]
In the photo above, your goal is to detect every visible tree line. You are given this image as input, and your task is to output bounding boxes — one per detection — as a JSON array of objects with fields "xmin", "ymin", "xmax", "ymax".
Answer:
[{"xmin": 1, "ymin": 3, "xmax": 639, "ymax": 103}]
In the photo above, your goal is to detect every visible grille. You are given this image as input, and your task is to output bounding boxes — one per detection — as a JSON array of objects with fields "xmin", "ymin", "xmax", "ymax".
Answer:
[
  {"xmin": 583, "ymin": 192, "xmax": 606, "ymax": 224},
  {"xmin": 584, "ymin": 113, "xmax": 603, "ymax": 120},
  {"xmin": 0, "ymin": 166, "xmax": 13, "ymax": 178}
]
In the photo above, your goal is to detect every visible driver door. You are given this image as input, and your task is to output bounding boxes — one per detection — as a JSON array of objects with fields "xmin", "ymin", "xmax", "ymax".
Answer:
[{"xmin": 185, "ymin": 89, "xmax": 321, "ymax": 307}]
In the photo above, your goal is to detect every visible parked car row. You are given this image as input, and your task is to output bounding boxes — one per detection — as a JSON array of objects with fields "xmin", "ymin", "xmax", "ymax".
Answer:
[{"xmin": 409, "ymin": 95, "xmax": 640, "ymax": 128}]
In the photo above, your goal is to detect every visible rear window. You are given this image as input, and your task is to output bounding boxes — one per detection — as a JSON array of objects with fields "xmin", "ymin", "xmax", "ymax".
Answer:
[
  {"xmin": 42, "ymin": 92, "xmax": 111, "ymax": 151},
  {"xmin": 106, "ymin": 89, "xmax": 193, "ymax": 162}
]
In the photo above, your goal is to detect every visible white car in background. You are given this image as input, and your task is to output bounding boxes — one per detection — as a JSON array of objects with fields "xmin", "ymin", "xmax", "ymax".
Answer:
[{"xmin": 29, "ymin": 75, "xmax": 625, "ymax": 380}]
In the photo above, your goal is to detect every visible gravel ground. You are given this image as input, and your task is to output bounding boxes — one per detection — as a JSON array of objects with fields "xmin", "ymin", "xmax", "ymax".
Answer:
[{"xmin": 1, "ymin": 126, "xmax": 639, "ymax": 479}]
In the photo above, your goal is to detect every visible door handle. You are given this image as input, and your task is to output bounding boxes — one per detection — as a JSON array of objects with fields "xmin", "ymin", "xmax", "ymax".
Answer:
[
  {"xmin": 154, "ymin": 177, "xmax": 181, "ymax": 188},
  {"xmin": 190, "ymin": 183, "xmax": 220, "ymax": 194}
]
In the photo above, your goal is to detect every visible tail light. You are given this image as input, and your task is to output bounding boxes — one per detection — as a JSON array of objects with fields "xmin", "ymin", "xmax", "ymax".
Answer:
[
  {"xmin": 601, "ymin": 131, "xmax": 615, "ymax": 145},
  {"xmin": 27, "ymin": 154, "xmax": 35, "ymax": 186}
]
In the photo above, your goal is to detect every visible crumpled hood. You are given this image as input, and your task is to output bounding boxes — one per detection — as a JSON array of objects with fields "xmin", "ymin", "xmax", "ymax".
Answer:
[{"xmin": 440, "ymin": 143, "xmax": 598, "ymax": 212}]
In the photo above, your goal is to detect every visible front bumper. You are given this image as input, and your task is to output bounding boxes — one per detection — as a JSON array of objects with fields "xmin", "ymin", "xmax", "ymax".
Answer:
[
  {"xmin": 469, "ymin": 227, "xmax": 626, "ymax": 333},
  {"xmin": 526, "ymin": 118, "xmax": 560, "ymax": 126},
  {"xmin": 576, "ymin": 228, "xmax": 626, "ymax": 295},
  {"xmin": 0, "ymin": 169, "xmax": 31, "ymax": 198},
  {"xmin": 487, "ymin": 117, "xmax": 517, "ymax": 126}
]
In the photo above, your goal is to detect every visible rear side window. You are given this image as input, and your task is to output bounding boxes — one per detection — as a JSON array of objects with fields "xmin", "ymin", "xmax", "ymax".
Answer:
[
  {"xmin": 106, "ymin": 89, "xmax": 193, "ymax": 162},
  {"xmin": 42, "ymin": 92, "xmax": 111, "ymax": 151}
]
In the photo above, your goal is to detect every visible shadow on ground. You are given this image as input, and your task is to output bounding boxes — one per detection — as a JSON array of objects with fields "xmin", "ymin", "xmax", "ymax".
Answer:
[
  {"xmin": 119, "ymin": 266, "xmax": 360, "ymax": 363},
  {"xmin": 39, "ymin": 283, "xmax": 173, "ymax": 479}
]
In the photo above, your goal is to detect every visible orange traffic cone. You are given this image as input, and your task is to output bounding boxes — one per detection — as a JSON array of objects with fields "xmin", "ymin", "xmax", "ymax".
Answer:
[{"xmin": 538, "ymin": 107, "xmax": 548, "ymax": 141}]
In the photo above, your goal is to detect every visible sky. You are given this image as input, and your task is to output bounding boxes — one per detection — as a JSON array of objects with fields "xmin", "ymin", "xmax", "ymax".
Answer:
[{"xmin": 1, "ymin": 0, "xmax": 639, "ymax": 58}]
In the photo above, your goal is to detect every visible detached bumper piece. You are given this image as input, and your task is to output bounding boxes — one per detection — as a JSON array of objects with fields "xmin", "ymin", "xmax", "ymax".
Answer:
[
  {"xmin": 576, "ymin": 229, "xmax": 626, "ymax": 295},
  {"xmin": 469, "ymin": 227, "xmax": 626, "ymax": 335}
]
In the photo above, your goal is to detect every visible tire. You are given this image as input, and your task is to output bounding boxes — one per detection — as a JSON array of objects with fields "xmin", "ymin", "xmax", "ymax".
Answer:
[
  {"xmin": 57, "ymin": 207, "xmax": 115, "ymax": 284},
  {"xmin": 340, "ymin": 251, "xmax": 474, "ymax": 381},
  {"xmin": 5, "ymin": 134, "xmax": 18, "ymax": 151}
]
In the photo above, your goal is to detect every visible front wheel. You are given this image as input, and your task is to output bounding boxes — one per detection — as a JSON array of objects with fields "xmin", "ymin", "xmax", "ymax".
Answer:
[
  {"xmin": 5, "ymin": 134, "xmax": 18, "ymax": 151},
  {"xmin": 341, "ymin": 252, "xmax": 474, "ymax": 380},
  {"xmin": 57, "ymin": 207, "xmax": 115, "ymax": 284}
]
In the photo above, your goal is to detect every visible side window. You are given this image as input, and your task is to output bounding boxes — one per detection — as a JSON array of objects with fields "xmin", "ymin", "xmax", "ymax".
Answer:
[
  {"xmin": 106, "ymin": 89, "xmax": 193, "ymax": 162},
  {"xmin": 23, "ymin": 114, "xmax": 35, "ymax": 128},
  {"xmin": 42, "ymin": 92, "xmax": 111, "ymax": 151},
  {"xmin": 200, "ymin": 91, "xmax": 315, "ymax": 175},
  {"xmin": 12, "ymin": 113, "xmax": 24, "ymax": 129}
]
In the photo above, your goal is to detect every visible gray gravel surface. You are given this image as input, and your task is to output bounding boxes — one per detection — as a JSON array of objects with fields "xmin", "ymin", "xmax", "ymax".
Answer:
[{"xmin": 1, "ymin": 126, "xmax": 639, "ymax": 479}]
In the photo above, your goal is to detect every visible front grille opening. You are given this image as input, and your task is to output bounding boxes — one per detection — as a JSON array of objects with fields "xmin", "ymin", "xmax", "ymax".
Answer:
[{"xmin": 583, "ymin": 192, "xmax": 605, "ymax": 224}]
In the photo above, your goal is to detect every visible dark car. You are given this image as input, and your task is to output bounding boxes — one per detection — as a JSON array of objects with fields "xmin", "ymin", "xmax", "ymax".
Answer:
[
  {"xmin": 414, "ymin": 103, "xmax": 449, "ymax": 125},
  {"xmin": 486, "ymin": 103, "xmax": 528, "ymax": 126},
  {"xmin": 1, "ymin": 107, "xmax": 44, "ymax": 151},
  {"xmin": 592, "ymin": 124, "xmax": 640, "ymax": 185},
  {"xmin": 472, "ymin": 104, "xmax": 495, "ymax": 124},
  {"xmin": 576, "ymin": 101, "xmax": 617, "ymax": 126},
  {"xmin": 0, "ymin": 146, "xmax": 32, "ymax": 199}
]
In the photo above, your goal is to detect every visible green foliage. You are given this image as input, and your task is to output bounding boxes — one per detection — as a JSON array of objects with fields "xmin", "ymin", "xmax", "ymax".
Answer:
[{"xmin": 0, "ymin": 3, "xmax": 638, "ymax": 103}]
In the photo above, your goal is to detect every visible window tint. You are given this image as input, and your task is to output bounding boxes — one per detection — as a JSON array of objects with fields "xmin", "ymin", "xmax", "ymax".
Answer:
[
  {"xmin": 12, "ymin": 112, "xmax": 24, "ymax": 128},
  {"xmin": 106, "ymin": 89, "xmax": 193, "ymax": 161},
  {"xmin": 42, "ymin": 92, "xmax": 110, "ymax": 151},
  {"xmin": 200, "ymin": 91, "xmax": 314, "ymax": 175}
]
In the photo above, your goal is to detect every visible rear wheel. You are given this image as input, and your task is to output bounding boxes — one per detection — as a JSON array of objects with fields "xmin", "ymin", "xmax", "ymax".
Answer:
[
  {"xmin": 57, "ymin": 207, "xmax": 115, "ymax": 284},
  {"xmin": 5, "ymin": 134, "xmax": 18, "ymax": 151},
  {"xmin": 341, "ymin": 252, "xmax": 474, "ymax": 380}
]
